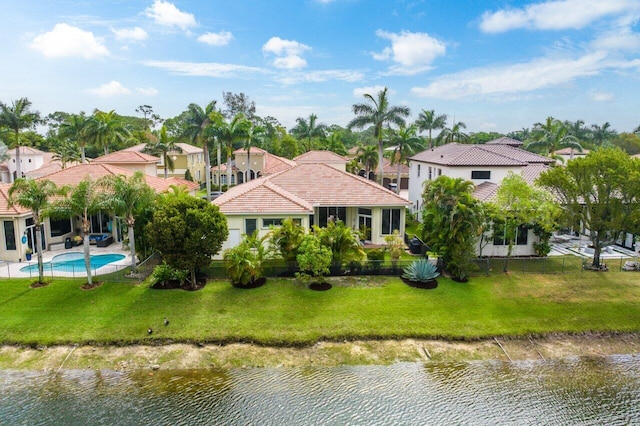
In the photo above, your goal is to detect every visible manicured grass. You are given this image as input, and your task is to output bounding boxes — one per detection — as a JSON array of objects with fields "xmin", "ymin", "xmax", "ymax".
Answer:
[{"xmin": 1, "ymin": 271, "xmax": 639, "ymax": 346}]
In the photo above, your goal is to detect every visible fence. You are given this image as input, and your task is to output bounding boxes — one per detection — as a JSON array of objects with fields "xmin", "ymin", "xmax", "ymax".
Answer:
[{"xmin": 470, "ymin": 255, "xmax": 636, "ymax": 275}]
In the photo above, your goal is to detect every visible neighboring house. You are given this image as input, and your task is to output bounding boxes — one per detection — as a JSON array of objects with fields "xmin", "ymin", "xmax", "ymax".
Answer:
[
  {"xmin": 484, "ymin": 136, "xmax": 525, "ymax": 148},
  {"xmin": 0, "ymin": 163, "xmax": 199, "ymax": 262},
  {"xmin": 344, "ymin": 146, "xmax": 409, "ymax": 189},
  {"xmin": 229, "ymin": 147, "xmax": 297, "ymax": 185},
  {"xmin": 293, "ymin": 150, "xmax": 348, "ymax": 172},
  {"xmin": 124, "ymin": 142, "xmax": 206, "ymax": 183},
  {"xmin": 552, "ymin": 147, "xmax": 589, "ymax": 165},
  {"xmin": 0, "ymin": 146, "xmax": 47, "ymax": 183},
  {"xmin": 92, "ymin": 150, "xmax": 160, "ymax": 176},
  {"xmin": 408, "ymin": 140, "xmax": 554, "ymax": 257},
  {"xmin": 213, "ymin": 163, "xmax": 410, "ymax": 255}
]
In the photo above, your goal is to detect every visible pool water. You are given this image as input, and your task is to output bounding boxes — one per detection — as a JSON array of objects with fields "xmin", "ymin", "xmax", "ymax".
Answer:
[{"xmin": 20, "ymin": 252, "xmax": 126, "ymax": 273}]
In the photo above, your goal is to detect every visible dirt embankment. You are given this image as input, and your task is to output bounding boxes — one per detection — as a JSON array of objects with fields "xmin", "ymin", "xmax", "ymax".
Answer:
[{"xmin": 1, "ymin": 334, "xmax": 638, "ymax": 371}]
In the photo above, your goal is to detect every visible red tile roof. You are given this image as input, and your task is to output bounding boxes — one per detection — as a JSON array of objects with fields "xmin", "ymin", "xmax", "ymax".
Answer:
[
  {"xmin": 409, "ymin": 143, "xmax": 553, "ymax": 166},
  {"xmin": 92, "ymin": 150, "xmax": 160, "ymax": 164},
  {"xmin": 294, "ymin": 150, "xmax": 348, "ymax": 164},
  {"xmin": 0, "ymin": 183, "xmax": 30, "ymax": 216}
]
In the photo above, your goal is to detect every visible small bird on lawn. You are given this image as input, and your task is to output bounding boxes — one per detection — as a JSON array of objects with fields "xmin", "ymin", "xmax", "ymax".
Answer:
[
  {"xmin": 147, "ymin": 328, "xmax": 153, "ymax": 335},
  {"xmin": 163, "ymin": 317, "xmax": 169, "ymax": 326}
]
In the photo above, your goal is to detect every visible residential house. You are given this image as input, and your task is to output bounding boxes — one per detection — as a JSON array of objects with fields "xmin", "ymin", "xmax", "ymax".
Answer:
[
  {"xmin": 293, "ymin": 150, "xmax": 348, "ymax": 171},
  {"xmin": 226, "ymin": 147, "xmax": 297, "ymax": 185},
  {"xmin": 0, "ymin": 146, "xmax": 47, "ymax": 183},
  {"xmin": 345, "ymin": 146, "xmax": 410, "ymax": 189},
  {"xmin": 91, "ymin": 150, "xmax": 160, "ymax": 176},
  {"xmin": 213, "ymin": 163, "xmax": 410, "ymax": 254},
  {"xmin": 124, "ymin": 142, "xmax": 206, "ymax": 183},
  {"xmin": 408, "ymin": 140, "xmax": 554, "ymax": 257},
  {"xmin": 0, "ymin": 163, "xmax": 199, "ymax": 262},
  {"xmin": 552, "ymin": 147, "xmax": 589, "ymax": 165}
]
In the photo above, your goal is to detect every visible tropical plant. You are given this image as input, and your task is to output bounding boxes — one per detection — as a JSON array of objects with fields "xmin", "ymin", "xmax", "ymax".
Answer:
[
  {"xmin": 290, "ymin": 113, "xmax": 327, "ymax": 151},
  {"xmin": 51, "ymin": 138, "xmax": 81, "ymax": 169},
  {"xmin": 49, "ymin": 178, "xmax": 104, "ymax": 286},
  {"xmin": 223, "ymin": 232, "xmax": 270, "ymax": 286},
  {"xmin": 0, "ymin": 97, "xmax": 41, "ymax": 179},
  {"xmin": 356, "ymin": 144, "xmax": 378, "ymax": 180},
  {"xmin": 243, "ymin": 122, "xmax": 266, "ymax": 182},
  {"xmin": 144, "ymin": 125, "xmax": 182, "ymax": 179},
  {"xmin": 296, "ymin": 233, "xmax": 332, "ymax": 284},
  {"xmin": 181, "ymin": 101, "xmax": 217, "ymax": 201},
  {"xmin": 8, "ymin": 178, "xmax": 59, "ymax": 284},
  {"xmin": 420, "ymin": 176, "xmax": 482, "ymax": 281},
  {"xmin": 151, "ymin": 262, "xmax": 184, "ymax": 287},
  {"xmin": 415, "ymin": 109, "xmax": 447, "ymax": 149},
  {"xmin": 348, "ymin": 87, "xmax": 410, "ymax": 185},
  {"xmin": 86, "ymin": 109, "xmax": 131, "ymax": 155},
  {"xmin": 211, "ymin": 112, "xmax": 250, "ymax": 189},
  {"xmin": 269, "ymin": 218, "xmax": 306, "ymax": 268},
  {"xmin": 384, "ymin": 230, "xmax": 405, "ymax": 270},
  {"xmin": 366, "ymin": 247, "xmax": 385, "ymax": 272},
  {"xmin": 402, "ymin": 258, "xmax": 440, "ymax": 283},
  {"xmin": 98, "ymin": 171, "xmax": 155, "ymax": 274},
  {"xmin": 315, "ymin": 220, "xmax": 366, "ymax": 274},
  {"xmin": 591, "ymin": 122, "xmax": 616, "ymax": 147},
  {"xmin": 324, "ymin": 131, "xmax": 348, "ymax": 155},
  {"xmin": 438, "ymin": 121, "xmax": 469, "ymax": 144},
  {"xmin": 527, "ymin": 117, "xmax": 583, "ymax": 157},
  {"xmin": 146, "ymin": 189, "xmax": 228, "ymax": 287},
  {"xmin": 59, "ymin": 113, "xmax": 90, "ymax": 163},
  {"xmin": 386, "ymin": 124, "xmax": 423, "ymax": 193}
]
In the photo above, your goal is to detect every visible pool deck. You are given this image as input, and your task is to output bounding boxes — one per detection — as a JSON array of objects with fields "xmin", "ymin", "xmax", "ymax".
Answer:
[{"xmin": 0, "ymin": 244, "xmax": 133, "ymax": 279}]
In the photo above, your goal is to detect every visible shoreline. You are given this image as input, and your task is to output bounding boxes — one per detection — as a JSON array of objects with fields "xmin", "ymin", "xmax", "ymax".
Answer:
[{"xmin": 1, "ymin": 333, "xmax": 638, "ymax": 371}]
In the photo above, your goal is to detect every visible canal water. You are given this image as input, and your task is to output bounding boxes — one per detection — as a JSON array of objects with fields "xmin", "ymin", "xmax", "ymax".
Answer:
[{"xmin": 1, "ymin": 355, "xmax": 639, "ymax": 425}]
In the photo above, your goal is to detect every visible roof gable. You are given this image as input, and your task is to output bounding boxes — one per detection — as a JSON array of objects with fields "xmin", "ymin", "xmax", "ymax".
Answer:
[
  {"xmin": 409, "ymin": 142, "xmax": 554, "ymax": 166},
  {"xmin": 293, "ymin": 150, "xmax": 348, "ymax": 164},
  {"xmin": 93, "ymin": 150, "xmax": 160, "ymax": 164}
]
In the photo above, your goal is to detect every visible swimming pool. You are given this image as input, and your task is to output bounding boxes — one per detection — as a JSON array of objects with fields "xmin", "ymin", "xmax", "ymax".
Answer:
[{"xmin": 20, "ymin": 252, "xmax": 126, "ymax": 273}]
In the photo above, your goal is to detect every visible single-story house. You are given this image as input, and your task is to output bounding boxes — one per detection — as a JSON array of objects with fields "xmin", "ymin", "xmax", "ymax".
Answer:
[{"xmin": 213, "ymin": 163, "xmax": 410, "ymax": 255}]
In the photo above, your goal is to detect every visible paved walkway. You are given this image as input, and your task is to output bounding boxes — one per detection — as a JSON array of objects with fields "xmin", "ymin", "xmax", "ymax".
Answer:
[
  {"xmin": 549, "ymin": 234, "xmax": 638, "ymax": 259},
  {"xmin": 0, "ymin": 243, "xmax": 132, "ymax": 279}
]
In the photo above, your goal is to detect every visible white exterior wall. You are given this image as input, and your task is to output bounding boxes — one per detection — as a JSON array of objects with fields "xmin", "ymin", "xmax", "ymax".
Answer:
[
  {"xmin": 5, "ymin": 152, "xmax": 44, "ymax": 182},
  {"xmin": 475, "ymin": 229, "xmax": 537, "ymax": 257}
]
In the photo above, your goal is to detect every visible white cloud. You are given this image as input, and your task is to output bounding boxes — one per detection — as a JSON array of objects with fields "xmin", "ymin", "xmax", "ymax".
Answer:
[
  {"xmin": 136, "ymin": 87, "xmax": 159, "ymax": 96},
  {"xmin": 590, "ymin": 91, "xmax": 614, "ymax": 101},
  {"xmin": 373, "ymin": 30, "xmax": 446, "ymax": 74},
  {"xmin": 274, "ymin": 69, "xmax": 364, "ymax": 84},
  {"xmin": 30, "ymin": 23, "xmax": 109, "ymax": 59},
  {"xmin": 411, "ymin": 52, "xmax": 607, "ymax": 99},
  {"xmin": 85, "ymin": 81, "xmax": 131, "ymax": 97},
  {"xmin": 111, "ymin": 27, "xmax": 148, "ymax": 42},
  {"xmin": 353, "ymin": 86, "xmax": 392, "ymax": 97},
  {"xmin": 145, "ymin": 0, "xmax": 197, "ymax": 30},
  {"xmin": 141, "ymin": 60, "xmax": 266, "ymax": 78},
  {"xmin": 198, "ymin": 31, "xmax": 233, "ymax": 46},
  {"xmin": 262, "ymin": 36, "xmax": 310, "ymax": 69},
  {"xmin": 480, "ymin": 0, "xmax": 640, "ymax": 33},
  {"xmin": 591, "ymin": 30, "xmax": 640, "ymax": 52}
]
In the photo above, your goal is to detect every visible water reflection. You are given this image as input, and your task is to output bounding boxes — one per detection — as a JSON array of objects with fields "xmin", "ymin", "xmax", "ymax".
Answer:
[{"xmin": 1, "ymin": 355, "xmax": 639, "ymax": 425}]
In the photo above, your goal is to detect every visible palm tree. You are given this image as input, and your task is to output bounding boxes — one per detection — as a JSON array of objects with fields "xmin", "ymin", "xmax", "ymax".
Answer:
[
  {"xmin": 591, "ymin": 122, "xmax": 616, "ymax": 147},
  {"xmin": 86, "ymin": 110, "xmax": 131, "ymax": 155},
  {"xmin": 59, "ymin": 113, "xmax": 90, "ymax": 163},
  {"xmin": 438, "ymin": 121, "xmax": 469, "ymax": 144},
  {"xmin": 243, "ymin": 123, "xmax": 266, "ymax": 182},
  {"xmin": 211, "ymin": 113, "xmax": 250, "ymax": 188},
  {"xmin": 8, "ymin": 179, "xmax": 59, "ymax": 284},
  {"xmin": 290, "ymin": 113, "xmax": 327, "ymax": 151},
  {"xmin": 98, "ymin": 172, "xmax": 155, "ymax": 274},
  {"xmin": 347, "ymin": 87, "xmax": 410, "ymax": 185},
  {"xmin": 181, "ymin": 101, "xmax": 217, "ymax": 201},
  {"xmin": 356, "ymin": 144, "xmax": 378, "ymax": 180},
  {"xmin": 386, "ymin": 125, "xmax": 423, "ymax": 193},
  {"xmin": 324, "ymin": 131, "xmax": 348, "ymax": 155},
  {"xmin": 415, "ymin": 109, "xmax": 447, "ymax": 149},
  {"xmin": 144, "ymin": 125, "xmax": 182, "ymax": 179},
  {"xmin": 49, "ymin": 178, "xmax": 103, "ymax": 286},
  {"xmin": 0, "ymin": 98, "xmax": 41, "ymax": 180},
  {"xmin": 528, "ymin": 117, "xmax": 582, "ymax": 157},
  {"xmin": 51, "ymin": 139, "xmax": 81, "ymax": 169}
]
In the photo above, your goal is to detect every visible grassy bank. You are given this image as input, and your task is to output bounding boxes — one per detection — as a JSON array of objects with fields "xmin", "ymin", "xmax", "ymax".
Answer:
[{"xmin": 1, "ymin": 271, "xmax": 639, "ymax": 347}]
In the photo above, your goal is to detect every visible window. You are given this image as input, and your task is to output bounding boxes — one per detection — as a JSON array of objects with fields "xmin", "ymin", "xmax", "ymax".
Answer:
[
  {"xmin": 417, "ymin": 164, "xmax": 421, "ymax": 177},
  {"xmin": 49, "ymin": 218, "xmax": 71, "ymax": 237},
  {"xmin": 492, "ymin": 223, "xmax": 529, "ymax": 246},
  {"xmin": 381, "ymin": 208, "xmax": 401, "ymax": 235},
  {"xmin": 197, "ymin": 170, "xmax": 201, "ymax": 181},
  {"xmin": 245, "ymin": 219, "xmax": 257, "ymax": 235},
  {"xmin": 516, "ymin": 225, "xmax": 529, "ymax": 245},
  {"xmin": 3, "ymin": 221, "xmax": 16, "ymax": 250},
  {"xmin": 263, "ymin": 218, "xmax": 283, "ymax": 228},
  {"xmin": 428, "ymin": 166, "xmax": 432, "ymax": 180},
  {"xmin": 471, "ymin": 170, "xmax": 491, "ymax": 180},
  {"xmin": 317, "ymin": 206, "xmax": 346, "ymax": 227},
  {"xmin": 438, "ymin": 168, "xmax": 442, "ymax": 176}
]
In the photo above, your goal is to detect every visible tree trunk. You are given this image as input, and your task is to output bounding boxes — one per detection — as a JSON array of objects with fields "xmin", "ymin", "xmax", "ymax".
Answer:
[
  {"xmin": 247, "ymin": 148, "xmax": 251, "ymax": 182},
  {"xmin": 81, "ymin": 146, "xmax": 86, "ymax": 164},
  {"xmin": 226, "ymin": 146, "xmax": 233, "ymax": 190},
  {"xmin": 84, "ymin": 233, "xmax": 92, "ymax": 286},
  {"xmin": 190, "ymin": 268, "xmax": 197, "ymax": 290},
  {"xmin": 128, "ymin": 219, "xmax": 136, "ymax": 274},
  {"xmin": 377, "ymin": 138, "xmax": 384, "ymax": 186},
  {"xmin": 396, "ymin": 162, "xmax": 401, "ymax": 194},
  {"xmin": 35, "ymin": 223, "xmax": 44, "ymax": 283},
  {"xmin": 14, "ymin": 144, "xmax": 21, "ymax": 181},
  {"xmin": 592, "ymin": 246, "xmax": 601, "ymax": 268},
  {"xmin": 204, "ymin": 143, "xmax": 211, "ymax": 202},
  {"xmin": 163, "ymin": 153, "xmax": 169, "ymax": 179}
]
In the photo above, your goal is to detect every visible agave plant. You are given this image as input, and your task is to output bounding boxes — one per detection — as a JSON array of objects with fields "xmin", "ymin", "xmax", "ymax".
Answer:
[{"xmin": 402, "ymin": 258, "xmax": 440, "ymax": 283}]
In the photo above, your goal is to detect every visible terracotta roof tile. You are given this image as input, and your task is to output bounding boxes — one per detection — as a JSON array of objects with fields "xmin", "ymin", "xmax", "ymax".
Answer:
[
  {"xmin": 293, "ymin": 150, "xmax": 348, "ymax": 164},
  {"xmin": 0, "ymin": 183, "xmax": 30, "ymax": 215},
  {"xmin": 92, "ymin": 150, "xmax": 160, "ymax": 164},
  {"xmin": 409, "ymin": 142, "xmax": 553, "ymax": 166},
  {"xmin": 485, "ymin": 137, "xmax": 524, "ymax": 147}
]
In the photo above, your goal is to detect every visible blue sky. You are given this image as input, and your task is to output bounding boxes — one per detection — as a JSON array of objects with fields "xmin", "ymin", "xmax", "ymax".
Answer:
[{"xmin": 2, "ymin": 0, "xmax": 640, "ymax": 133}]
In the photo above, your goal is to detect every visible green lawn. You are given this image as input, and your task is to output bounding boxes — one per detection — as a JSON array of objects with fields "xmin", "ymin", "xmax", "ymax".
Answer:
[{"xmin": 1, "ymin": 271, "xmax": 639, "ymax": 346}]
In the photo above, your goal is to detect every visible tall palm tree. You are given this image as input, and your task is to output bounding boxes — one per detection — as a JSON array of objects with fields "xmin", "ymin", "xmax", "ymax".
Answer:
[
  {"xmin": 347, "ymin": 87, "xmax": 410, "ymax": 185},
  {"xmin": 290, "ymin": 113, "xmax": 327, "ymax": 151},
  {"xmin": 86, "ymin": 109, "xmax": 131, "ymax": 155},
  {"xmin": 439, "ymin": 121, "xmax": 469, "ymax": 144},
  {"xmin": 0, "ymin": 98, "xmax": 41, "ymax": 180},
  {"xmin": 59, "ymin": 113, "xmax": 90, "ymax": 163},
  {"xmin": 181, "ymin": 101, "xmax": 217, "ymax": 201},
  {"xmin": 528, "ymin": 117, "xmax": 582, "ymax": 157},
  {"xmin": 98, "ymin": 172, "xmax": 155, "ymax": 274},
  {"xmin": 324, "ymin": 131, "xmax": 348, "ymax": 155},
  {"xmin": 49, "ymin": 178, "xmax": 103, "ymax": 286},
  {"xmin": 591, "ymin": 122, "xmax": 616, "ymax": 147},
  {"xmin": 8, "ymin": 178, "xmax": 59, "ymax": 284},
  {"xmin": 243, "ymin": 123, "xmax": 266, "ymax": 182},
  {"xmin": 356, "ymin": 144, "xmax": 378, "ymax": 180},
  {"xmin": 51, "ymin": 139, "xmax": 81, "ymax": 169},
  {"xmin": 415, "ymin": 109, "xmax": 447, "ymax": 149},
  {"xmin": 144, "ymin": 125, "xmax": 182, "ymax": 179},
  {"xmin": 386, "ymin": 125, "xmax": 423, "ymax": 193},
  {"xmin": 211, "ymin": 113, "xmax": 250, "ymax": 188}
]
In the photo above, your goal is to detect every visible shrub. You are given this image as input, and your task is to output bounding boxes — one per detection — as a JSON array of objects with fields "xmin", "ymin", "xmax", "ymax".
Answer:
[
  {"xmin": 367, "ymin": 248, "xmax": 385, "ymax": 271},
  {"xmin": 402, "ymin": 258, "xmax": 440, "ymax": 283},
  {"xmin": 151, "ymin": 263, "xmax": 188, "ymax": 286},
  {"xmin": 296, "ymin": 234, "xmax": 332, "ymax": 284},
  {"xmin": 224, "ymin": 232, "xmax": 269, "ymax": 286},
  {"xmin": 384, "ymin": 230, "xmax": 405, "ymax": 269}
]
